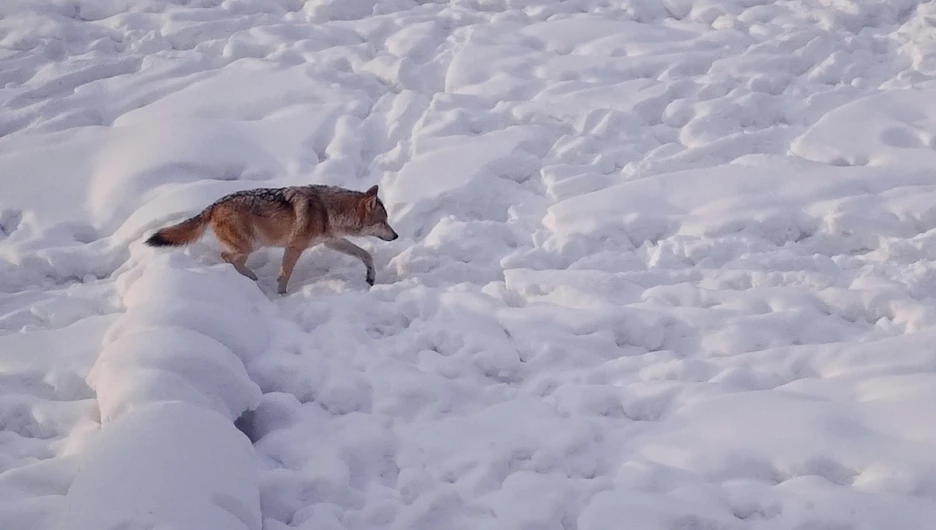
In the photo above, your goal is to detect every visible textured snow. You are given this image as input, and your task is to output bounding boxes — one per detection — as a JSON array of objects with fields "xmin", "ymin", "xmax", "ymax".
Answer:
[{"xmin": 4, "ymin": 0, "xmax": 936, "ymax": 529}]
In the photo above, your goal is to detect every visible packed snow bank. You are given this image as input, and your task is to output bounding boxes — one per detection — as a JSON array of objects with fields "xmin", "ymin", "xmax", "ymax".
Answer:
[
  {"xmin": 791, "ymin": 86, "xmax": 936, "ymax": 168},
  {"xmin": 543, "ymin": 158, "xmax": 936, "ymax": 261},
  {"xmin": 56, "ymin": 251, "xmax": 269, "ymax": 530}
]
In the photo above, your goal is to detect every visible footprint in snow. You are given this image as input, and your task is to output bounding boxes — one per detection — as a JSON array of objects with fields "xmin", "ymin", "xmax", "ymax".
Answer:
[{"xmin": 0, "ymin": 208, "xmax": 22, "ymax": 239}]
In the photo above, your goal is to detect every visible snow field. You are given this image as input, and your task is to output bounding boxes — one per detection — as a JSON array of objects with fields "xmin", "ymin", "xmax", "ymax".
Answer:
[{"xmin": 5, "ymin": 0, "xmax": 936, "ymax": 529}]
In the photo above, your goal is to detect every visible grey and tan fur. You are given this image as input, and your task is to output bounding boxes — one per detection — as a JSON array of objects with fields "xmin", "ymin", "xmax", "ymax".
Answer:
[{"xmin": 145, "ymin": 184, "xmax": 398, "ymax": 294}]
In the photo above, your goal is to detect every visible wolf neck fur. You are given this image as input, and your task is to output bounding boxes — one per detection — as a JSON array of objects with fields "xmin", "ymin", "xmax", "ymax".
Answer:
[{"xmin": 322, "ymin": 193, "xmax": 366, "ymax": 234}]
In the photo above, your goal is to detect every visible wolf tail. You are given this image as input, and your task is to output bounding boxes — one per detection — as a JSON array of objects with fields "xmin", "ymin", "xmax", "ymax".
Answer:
[{"xmin": 145, "ymin": 208, "xmax": 211, "ymax": 247}]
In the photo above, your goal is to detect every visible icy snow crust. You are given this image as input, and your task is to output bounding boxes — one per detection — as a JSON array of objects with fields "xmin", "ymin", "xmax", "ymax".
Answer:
[{"xmin": 4, "ymin": 0, "xmax": 936, "ymax": 528}]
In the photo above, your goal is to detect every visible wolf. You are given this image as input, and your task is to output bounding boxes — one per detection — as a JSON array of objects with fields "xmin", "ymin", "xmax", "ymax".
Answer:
[{"xmin": 144, "ymin": 184, "xmax": 398, "ymax": 294}]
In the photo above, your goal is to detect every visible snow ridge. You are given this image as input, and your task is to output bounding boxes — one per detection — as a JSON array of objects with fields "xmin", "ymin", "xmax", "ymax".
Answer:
[{"xmin": 55, "ymin": 252, "xmax": 268, "ymax": 530}]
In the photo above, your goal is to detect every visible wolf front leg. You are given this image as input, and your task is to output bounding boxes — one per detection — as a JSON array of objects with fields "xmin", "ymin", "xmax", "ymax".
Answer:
[{"xmin": 325, "ymin": 238, "xmax": 376, "ymax": 286}]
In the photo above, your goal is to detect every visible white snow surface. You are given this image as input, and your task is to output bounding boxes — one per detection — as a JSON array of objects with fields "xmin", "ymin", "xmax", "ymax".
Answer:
[{"xmin": 4, "ymin": 0, "xmax": 936, "ymax": 529}]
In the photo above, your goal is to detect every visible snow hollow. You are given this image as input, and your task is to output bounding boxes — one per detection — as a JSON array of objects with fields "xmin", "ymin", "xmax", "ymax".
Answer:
[{"xmin": 3, "ymin": 0, "xmax": 936, "ymax": 529}]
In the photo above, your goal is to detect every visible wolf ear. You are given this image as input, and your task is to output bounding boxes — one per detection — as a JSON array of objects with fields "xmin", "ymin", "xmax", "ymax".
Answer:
[{"xmin": 365, "ymin": 185, "xmax": 379, "ymax": 197}]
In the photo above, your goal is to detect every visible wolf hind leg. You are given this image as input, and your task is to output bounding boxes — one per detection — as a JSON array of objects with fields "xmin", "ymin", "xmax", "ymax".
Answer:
[
  {"xmin": 221, "ymin": 250, "xmax": 259, "ymax": 281},
  {"xmin": 215, "ymin": 218, "xmax": 259, "ymax": 281},
  {"xmin": 277, "ymin": 245, "xmax": 306, "ymax": 295}
]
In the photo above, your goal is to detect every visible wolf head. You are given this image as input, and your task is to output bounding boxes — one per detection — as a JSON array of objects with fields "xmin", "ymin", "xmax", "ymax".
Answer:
[{"xmin": 360, "ymin": 185, "xmax": 398, "ymax": 241}]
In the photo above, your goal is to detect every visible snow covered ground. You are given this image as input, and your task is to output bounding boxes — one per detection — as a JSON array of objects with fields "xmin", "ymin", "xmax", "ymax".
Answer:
[{"xmin": 4, "ymin": 0, "xmax": 936, "ymax": 528}]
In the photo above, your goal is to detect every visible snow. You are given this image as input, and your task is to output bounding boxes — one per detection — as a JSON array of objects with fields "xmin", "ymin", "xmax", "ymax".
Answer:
[{"xmin": 5, "ymin": 0, "xmax": 936, "ymax": 529}]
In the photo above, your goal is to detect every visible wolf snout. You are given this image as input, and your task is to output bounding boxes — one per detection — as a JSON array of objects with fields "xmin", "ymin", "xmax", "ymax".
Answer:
[{"xmin": 378, "ymin": 222, "xmax": 398, "ymax": 241}]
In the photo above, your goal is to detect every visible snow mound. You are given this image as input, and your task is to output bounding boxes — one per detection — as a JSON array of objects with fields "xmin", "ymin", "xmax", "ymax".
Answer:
[{"xmin": 53, "ymin": 402, "xmax": 260, "ymax": 530}]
